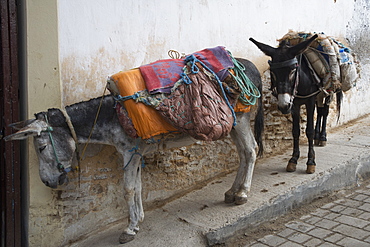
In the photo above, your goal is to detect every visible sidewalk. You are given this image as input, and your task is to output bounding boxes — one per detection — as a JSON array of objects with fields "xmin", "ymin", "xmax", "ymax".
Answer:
[
  {"xmin": 243, "ymin": 180, "xmax": 370, "ymax": 246},
  {"xmin": 70, "ymin": 114, "xmax": 370, "ymax": 247}
]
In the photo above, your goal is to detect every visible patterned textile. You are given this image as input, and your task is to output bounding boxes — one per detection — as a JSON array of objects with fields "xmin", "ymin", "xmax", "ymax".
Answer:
[{"xmin": 139, "ymin": 46, "xmax": 233, "ymax": 94}]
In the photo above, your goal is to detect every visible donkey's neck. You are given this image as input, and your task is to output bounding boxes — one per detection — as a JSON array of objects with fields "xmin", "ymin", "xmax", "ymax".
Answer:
[
  {"xmin": 296, "ymin": 56, "xmax": 319, "ymax": 96},
  {"xmin": 63, "ymin": 95, "xmax": 119, "ymax": 144}
]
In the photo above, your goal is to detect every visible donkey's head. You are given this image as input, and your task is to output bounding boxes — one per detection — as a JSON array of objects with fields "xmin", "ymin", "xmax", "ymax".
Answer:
[
  {"xmin": 249, "ymin": 34, "xmax": 318, "ymax": 114},
  {"xmin": 4, "ymin": 110, "xmax": 76, "ymax": 188}
]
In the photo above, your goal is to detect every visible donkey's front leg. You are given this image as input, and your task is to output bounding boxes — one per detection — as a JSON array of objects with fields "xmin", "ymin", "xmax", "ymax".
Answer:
[
  {"xmin": 119, "ymin": 153, "xmax": 144, "ymax": 244},
  {"xmin": 287, "ymin": 105, "xmax": 301, "ymax": 172},
  {"xmin": 305, "ymin": 101, "xmax": 316, "ymax": 174},
  {"xmin": 225, "ymin": 113, "xmax": 257, "ymax": 205}
]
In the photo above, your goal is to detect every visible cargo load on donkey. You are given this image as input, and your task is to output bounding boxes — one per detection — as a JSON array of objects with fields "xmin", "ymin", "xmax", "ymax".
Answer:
[
  {"xmin": 107, "ymin": 46, "xmax": 261, "ymax": 142},
  {"xmin": 278, "ymin": 30, "xmax": 360, "ymax": 106}
]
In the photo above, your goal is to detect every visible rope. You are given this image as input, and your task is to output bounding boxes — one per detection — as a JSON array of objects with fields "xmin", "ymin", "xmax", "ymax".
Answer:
[
  {"xmin": 168, "ymin": 50, "xmax": 181, "ymax": 59},
  {"xmin": 60, "ymin": 108, "xmax": 81, "ymax": 171},
  {"xmin": 168, "ymin": 49, "xmax": 185, "ymax": 59},
  {"xmin": 113, "ymin": 92, "xmax": 140, "ymax": 102},
  {"xmin": 123, "ymin": 140, "xmax": 145, "ymax": 170},
  {"xmin": 80, "ymin": 86, "xmax": 108, "ymax": 160},
  {"xmin": 228, "ymin": 53, "xmax": 261, "ymax": 106}
]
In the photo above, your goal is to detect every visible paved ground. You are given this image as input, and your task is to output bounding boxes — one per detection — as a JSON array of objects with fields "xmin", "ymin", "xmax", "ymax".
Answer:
[
  {"xmin": 225, "ymin": 177, "xmax": 370, "ymax": 247},
  {"xmin": 69, "ymin": 114, "xmax": 370, "ymax": 247}
]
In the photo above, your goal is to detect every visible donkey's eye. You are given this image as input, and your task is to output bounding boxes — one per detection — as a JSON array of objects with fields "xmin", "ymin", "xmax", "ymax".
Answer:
[{"xmin": 39, "ymin": 145, "xmax": 47, "ymax": 153}]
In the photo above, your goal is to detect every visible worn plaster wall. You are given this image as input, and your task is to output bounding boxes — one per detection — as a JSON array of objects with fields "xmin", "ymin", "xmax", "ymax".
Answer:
[
  {"xmin": 26, "ymin": 0, "xmax": 370, "ymax": 246},
  {"xmin": 26, "ymin": 1, "xmax": 64, "ymax": 246}
]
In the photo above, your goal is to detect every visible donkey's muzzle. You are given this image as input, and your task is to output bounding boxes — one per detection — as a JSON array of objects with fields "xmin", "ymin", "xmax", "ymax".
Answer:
[{"xmin": 278, "ymin": 104, "xmax": 292, "ymax": 114}]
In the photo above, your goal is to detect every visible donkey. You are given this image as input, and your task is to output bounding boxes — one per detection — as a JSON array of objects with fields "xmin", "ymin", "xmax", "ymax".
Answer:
[
  {"xmin": 250, "ymin": 35, "xmax": 342, "ymax": 174},
  {"xmin": 4, "ymin": 58, "xmax": 263, "ymax": 244}
]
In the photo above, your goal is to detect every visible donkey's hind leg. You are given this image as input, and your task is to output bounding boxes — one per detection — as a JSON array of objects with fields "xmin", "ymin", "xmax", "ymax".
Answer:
[
  {"xmin": 225, "ymin": 113, "xmax": 257, "ymax": 205},
  {"xmin": 314, "ymin": 106, "xmax": 323, "ymax": 146},
  {"xmin": 314, "ymin": 92, "xmax": 328, "ymax": 146},
  {"xmin": 119, "ymin": 153, "xmax": 144, "ymax": 244},
  {"xmin": 318, "ymin": 103, "xmax": 329, "ymax": 146}
]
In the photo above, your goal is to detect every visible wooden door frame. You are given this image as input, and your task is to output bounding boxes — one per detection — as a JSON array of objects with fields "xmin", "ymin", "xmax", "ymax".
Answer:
[{"xmin": 0, "ymin": 0, "xmax": 26, "ymax": 246}]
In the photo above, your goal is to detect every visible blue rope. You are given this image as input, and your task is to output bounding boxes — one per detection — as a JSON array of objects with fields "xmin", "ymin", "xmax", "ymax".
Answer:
[
  {"xmin": 113, "ymin": 92, "xmax": 140, "ymax": 102},
  {"xmin": 181, "ymin": 54, "xmax": 237, "ymax": 126},
  {"xmin": 123, "ymin": 142, "xmax": 145, "ymax": 170}
]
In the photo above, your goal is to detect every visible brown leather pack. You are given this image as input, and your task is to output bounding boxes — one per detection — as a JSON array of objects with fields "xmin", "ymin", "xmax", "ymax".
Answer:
[{"xmin": 156, "ymin": 61, "xmax": 236, "ymax": 141}]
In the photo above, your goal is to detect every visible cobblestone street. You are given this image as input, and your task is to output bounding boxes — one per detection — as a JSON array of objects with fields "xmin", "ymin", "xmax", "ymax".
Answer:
[{"xmin": 235, "ymin": 179, "xmax": 370, "ymax": 247}]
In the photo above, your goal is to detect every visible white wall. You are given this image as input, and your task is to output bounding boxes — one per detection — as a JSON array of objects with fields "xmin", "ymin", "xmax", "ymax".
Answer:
[{"xmin": 57, "ymin": 0, "xmax": 354, "ymax": 105}]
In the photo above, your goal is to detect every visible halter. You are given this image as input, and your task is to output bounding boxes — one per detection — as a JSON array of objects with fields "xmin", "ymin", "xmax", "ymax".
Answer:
[
  {"xmin": 268, "ymin": 57, "xmax": 300, "ymax": 98},
  {"xmin": 43, "ymin": 114, "xmax": 71, "ymax": 174},
  {"xmin": 269, "ymin": 55, "xmax": 323, "ymax": 100},
  {"xmin": 269, "ymin": 57, "xmax": 298, "ymax": 70},
  {"xmin": 42, "ymin": 109, "xmax": 82, "ymax": 175}
]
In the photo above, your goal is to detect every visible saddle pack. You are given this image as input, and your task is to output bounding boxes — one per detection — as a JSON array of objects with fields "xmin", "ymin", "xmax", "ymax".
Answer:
[
  {"xmin": 107, "ymin": 47, "xmax": 259, "ymax": 141},
  {"xmin": 279, "ymin": 30, "xmax": 359, "ymax": 93}
]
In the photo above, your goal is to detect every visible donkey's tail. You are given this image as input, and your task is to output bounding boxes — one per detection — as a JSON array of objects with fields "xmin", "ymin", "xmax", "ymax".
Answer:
[
  {"xmin": 336, "ymin": 90, "xmax": 343, "ymax": 123},
  {"xmin": 254, "ymin": 77, "xmax": 264, "ymax": 157}
]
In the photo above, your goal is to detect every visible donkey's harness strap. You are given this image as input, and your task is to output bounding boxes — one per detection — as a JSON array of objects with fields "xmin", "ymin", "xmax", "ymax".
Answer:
[
  {"xmin": 43, "ymin": 114, "xmax": 70, "ymax": 174},
  {"xmin": 60, "ymin": 108, "xmax": 81, "ymax": 172},
  {"xmin": 268, "ymin": 57, "xmax": 298, "ymax": 69}
]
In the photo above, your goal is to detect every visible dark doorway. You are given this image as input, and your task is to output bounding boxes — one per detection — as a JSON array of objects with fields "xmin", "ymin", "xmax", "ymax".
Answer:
[{"xmin": 1, "ymin": 0, "xmax": 26, "ymax": 246}]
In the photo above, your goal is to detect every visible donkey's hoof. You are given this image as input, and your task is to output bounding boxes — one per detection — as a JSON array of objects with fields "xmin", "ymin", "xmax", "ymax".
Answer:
[
  {"xmin": 235, "ymin": 195, "xmax": 248, "ymax": 205},
  {"xmin": 119, "ymin": 232, "xmax": 135, "ymax": 244},
  {"xmin": 314, "ymin": 139, "xmax": 320, "ymax": 146},
  {"xmin": 286, "ymin": 162, "xmax": 297, "ymax": 172},
  {"xmin": 319, "ymin": 141, "xmax": 327, "ymax": 147},
  {"xmin": 306, "ymin": 165, "xmax": 316, "ymax": 174},
  {"xmin": 224, "ymin": 190, "xmax": 235, "ymax": 204}
]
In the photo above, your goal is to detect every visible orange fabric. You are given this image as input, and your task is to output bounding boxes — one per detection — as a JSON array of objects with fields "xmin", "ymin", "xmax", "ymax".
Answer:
[
  {"xmin": 110, "ymin": 69, "xmax": 178, "ymax": 139},
  {"xmin": 234, "ymin": 100, "xmax": 251, "ymax": 113}
]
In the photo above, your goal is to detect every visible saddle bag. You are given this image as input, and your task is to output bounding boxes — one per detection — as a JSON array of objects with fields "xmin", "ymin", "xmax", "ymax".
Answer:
[
  {"xmin": 156, "ymin": 57, "xmax": 235, "ymax": 141},
  {"xmin": 340, "ymin": 52, "xmax": 359, "ymax": 92}
]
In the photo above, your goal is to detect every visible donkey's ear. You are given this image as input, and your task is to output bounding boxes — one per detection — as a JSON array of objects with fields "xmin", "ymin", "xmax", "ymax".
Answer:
[
  {"xmin": 288, "ymin": 34, "xmax": 318, "ymax": 57},
  {"xmin": 249, "ymin": 37, "xmax": 276, "ymax": 57},
  {"xmin": 4, "ymin": 119, "xmax": 49, "ymax": 141},
  {"xmin": 8, "ymin": 119, "xmax": 37, "ymax": 130}
]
